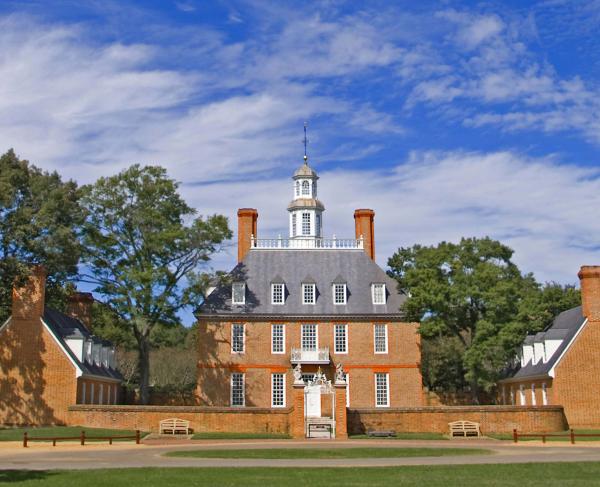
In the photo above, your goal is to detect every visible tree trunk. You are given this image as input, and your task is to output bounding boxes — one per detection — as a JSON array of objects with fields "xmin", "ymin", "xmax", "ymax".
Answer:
[{"xmin": 137, "ymin": 336, "xmax": 151, "ymax": 405}]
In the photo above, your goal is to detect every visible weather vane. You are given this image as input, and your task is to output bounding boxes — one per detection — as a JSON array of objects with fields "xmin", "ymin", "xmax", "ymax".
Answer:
[{"xmin": 303, "ymin": 121, "xmax": 309, "ymax": 163}]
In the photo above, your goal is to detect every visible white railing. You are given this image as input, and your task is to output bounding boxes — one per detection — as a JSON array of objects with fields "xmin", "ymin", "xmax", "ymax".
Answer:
[
  {"xmin": 290, "ymin": 347, "xmax": 330, "ymax": 364},
  {"xmin": 251, "ymin": 236, "xmax": 363, "ymax": 250}
]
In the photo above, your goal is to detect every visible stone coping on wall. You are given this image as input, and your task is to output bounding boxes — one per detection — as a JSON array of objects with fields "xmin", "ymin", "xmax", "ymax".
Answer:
[
  {"xmin": 68, "ymin": 405, "xmax": 293, "ymax": 414},
  {"xmin": 348, "ymin": 405, "xmax": 564, "ymax": 413}
]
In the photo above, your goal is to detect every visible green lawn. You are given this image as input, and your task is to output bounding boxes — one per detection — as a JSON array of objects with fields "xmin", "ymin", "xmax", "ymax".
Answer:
[
  {"xmin": 2, "ymin": 463, "xmax": 600, "ymax": 486},
  {"xmin": 0, "ymin": 426, "xmax": 146, "ymax": 442},
  {"xmin": 191, "ymin": 432, "xmax": 291, "ymax": 440},
  {"xmin": 488, "ymin": 429, "xmax": 600, "ymax": 442},
  {"xmin": 166, "ymin": 447, "xmax": 490, "ymax": 459},
  {"xmin": 350, "ymin": 432, "xmax": 447, "ymax": 440}
]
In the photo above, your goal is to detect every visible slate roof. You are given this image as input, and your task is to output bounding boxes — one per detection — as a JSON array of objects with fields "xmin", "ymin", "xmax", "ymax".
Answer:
[
  {"xmin": 500, "ymin": 306, "xmax": 585, "ymax": 382},
  {"xmin": 42, "ymin": 308, "xmax": 122, "ymax": 381},
  {"xmin": 198, "ymin": 249, "xmax": 407, "ymax": 318}
]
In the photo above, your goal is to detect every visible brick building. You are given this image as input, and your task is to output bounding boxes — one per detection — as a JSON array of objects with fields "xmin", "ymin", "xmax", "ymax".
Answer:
[
  {"xmin": 499, "ymin": 266, "xmax": 600, "ymax": 428},
  {"xmin": 0, "ymin": 267, "xmax": 122, "ymax": 425},
  {"xmin": 196, "ymin": 157, "xmax": 423, "ymax": 436}
]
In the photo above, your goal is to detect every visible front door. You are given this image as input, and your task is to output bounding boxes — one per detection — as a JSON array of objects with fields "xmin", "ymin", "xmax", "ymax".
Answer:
[{"xmin": 305, "ymin": 385, "xmax": 321, "ymax": 417}]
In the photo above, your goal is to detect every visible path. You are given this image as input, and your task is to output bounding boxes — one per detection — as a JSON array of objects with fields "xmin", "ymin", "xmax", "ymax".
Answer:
[{"xmin": 1, "ymin": 439, "xmax": 600, "ymax": 470}]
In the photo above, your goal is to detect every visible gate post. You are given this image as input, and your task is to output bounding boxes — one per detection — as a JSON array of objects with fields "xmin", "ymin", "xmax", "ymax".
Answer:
[
  {"xmin": 335, "ymin": 382, "xmax": 348, "ymax": 439},
  {"xmin": 291, "ymin": 382, "xmax": 305, "ymax": 439}
]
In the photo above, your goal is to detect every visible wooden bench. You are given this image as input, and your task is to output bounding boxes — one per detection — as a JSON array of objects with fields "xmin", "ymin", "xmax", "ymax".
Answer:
[
  {"xmin": 306, "ymin": 417, "xmax": 335, "ymax": 439},
  {"xmin": 448, "ymin": 420, "xmax": 481, "ymax": 438},
  {"xmin": 159, "ymin": 418, "xmax": 191, "ymax": 435},
  {"xmin": 367, "ymin": 430, "xmax": 397, "ymax": 438}
]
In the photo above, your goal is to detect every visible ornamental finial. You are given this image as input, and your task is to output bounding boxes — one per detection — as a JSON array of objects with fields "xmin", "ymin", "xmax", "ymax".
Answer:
[{"xmin": 303, "ymin": 121, "xmax": 309, "ymax": 164}]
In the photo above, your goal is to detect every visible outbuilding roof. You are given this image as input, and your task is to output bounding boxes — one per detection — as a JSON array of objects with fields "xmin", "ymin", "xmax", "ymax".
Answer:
[{"xmin": 198, "ymin": 249, "xmax": 407, "ymax": 318}]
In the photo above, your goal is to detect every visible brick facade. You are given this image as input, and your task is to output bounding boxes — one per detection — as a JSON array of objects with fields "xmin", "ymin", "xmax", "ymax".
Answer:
[{"xmin": 196, "ymin": 319, "xmax": 423, "ymax": 409}]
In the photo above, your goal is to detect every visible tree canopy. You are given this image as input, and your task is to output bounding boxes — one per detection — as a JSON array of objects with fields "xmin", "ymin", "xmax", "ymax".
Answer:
[
  {"xmin": 388, "ymin": 237, "xmax": 580, "ymax": 401},
  {"xmin": 79, "ymin": 164, "xmax": 231, "ymax": 404},
  {"xmin": 0, "ymin": 149, "xmax": 82, "ymax": 322}
]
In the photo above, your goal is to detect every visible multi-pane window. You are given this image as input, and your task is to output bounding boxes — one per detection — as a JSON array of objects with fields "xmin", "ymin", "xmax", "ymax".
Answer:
[
  {"xmin": 375, "ymin": 373, "xmax": 389, "ymax": 407},
  {"xmin": 232, "ymin": 323, "xmax": 244, "ymax": 353},
  {"xmin": 272, "ymin": 373, "xmax": 285, "ymax": 407},
  {"xmin": 232, "ymin": 282, "xmax": 245, "ymax": 304},
  {"xmin": 271, "ymin": 283, "xmax": 285, "ymax": 305},
  {"xmin": 295, "ymin": 181, "xmax": 300, "ymax": 197},
  {"xmin": 303, "ymin": 283, "xmax": 316, "ymax": 304},
  {"xmin": 302, "ymin": 324, "xmax": 317, "ymax": 351},
  {"xmin": 271, "ymin": 324, "xmax": 285, "ymax": 354},
  {"xmin": 302, "ymin": 180, "xmax": 310, "ymax": 196},
  {"xmin": 292, "ymin": 213, "xmax": 297, "ymax": 236},
  {"xmin": 316, "ymin": 214, "xmax": 321, "ymax": 236},
  {"xmin": 333, "ymin": 283, "xmax": 347, "ymax": 305},
  {"xmin": 372, "ymin": 283, "xmax": 386, "ymax": 304},
  {"xmin": 231, "ymin": 372, "xmax": 245, "ymax": 406},
  {"xmin": 334, "ymin": 324, "xmax": 348, "ymax": 354},
  {"xmin": 302, "ymin": 212, "xmax": 311, "ymax": 235},
  {"xmin": 374, "ymin": 324, "xmax": 388, "ymax": 353}
]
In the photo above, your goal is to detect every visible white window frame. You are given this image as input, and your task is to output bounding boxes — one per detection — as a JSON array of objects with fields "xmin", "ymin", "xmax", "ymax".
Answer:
[
  {"xmin": 374, "ymin": 324, "xmax": 388, "ymax": 354},
  {"xmin": 333, "ymin": 283, "xmax": 347, "ymax": 305},
  {"xmin": 345, "ymin": 373, "xmax": 350, "ymax": 407},
  {"xmin": 232, "ymin": 282, "xmax": 245, "ymax": 305},
  {"xmin": 271, "ymin": 373, "xmax": 286, "ymax": 408},
  {"xmin": 302, "ymin": 212, "xmax": 311, "ymax": 235},
  {"xmin": 371, "ymin": 283, "xmax": 386, "ymax": 305},
  {"xmin": 271, "ymin": 283, "xmax": 285, "ymax": 305},
  {"xmin": 231, "ymin": 323, "xmax": 245, "ymax": 354},
  {"xmin": 302, "ymin": 283, "xmax": 316, "ymax": 305},
  {"xmin": 519, "ymin": 385, "xmax": 526, "ymax": 405},
  {"xmin": 334, "ymin": 324, "xmax": 348, "ymax": 354},
  {"xmin": 542, "ymin": 383, "xmax": 548, "ymax": 405},
  {"xmin": 301, "ymin": 180, "xmax": 310, "ymax": 196},
  {"xmin": 375, "ymin": 373, "xmax": 389, "ymax": 407},
  {"xmin": 271, "ymin": 324, "xmax": 286, "ymax": 354},
  {"xmin": 301, "ymin": 324, "xmax": 318, "ymax": 351},
  {"xmin": 231, "ymin": 372, "xmax": 245, "ymax": 407},
  {"xmin": 81, "ymin": 382, "xmax": 86, "ymax": 404}
]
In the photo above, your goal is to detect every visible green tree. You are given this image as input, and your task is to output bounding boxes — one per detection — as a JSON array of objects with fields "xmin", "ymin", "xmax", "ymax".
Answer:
[
  {"xmin": 79, "ymin": 165, "xmax": 231, "ymax": 404},
  {"xmin": 388, "ymin": 237, "xmax": 579, "ymax": 402},
  {"xmin": 0, "ymin": 150, "xmax": 82, "ymax": 321}
]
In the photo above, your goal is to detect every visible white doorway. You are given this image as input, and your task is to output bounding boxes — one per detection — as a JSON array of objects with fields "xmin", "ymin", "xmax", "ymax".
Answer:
[{"xmin": 305, "ymin": 385, "xmax": 321, "ymax": 417}]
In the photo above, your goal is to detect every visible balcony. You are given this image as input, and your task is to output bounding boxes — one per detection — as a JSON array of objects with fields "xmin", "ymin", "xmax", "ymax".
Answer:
[
  {"xmin": 290, "ymin": 347, "xmax": 330, "ymax": 364},
  {"xmin": 251, "ymin": 236, "xmax": 363, "ymax": 250}
]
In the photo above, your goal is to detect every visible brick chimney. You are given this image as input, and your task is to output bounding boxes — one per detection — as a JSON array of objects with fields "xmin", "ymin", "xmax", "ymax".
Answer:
[
  {"xmin": 12, "ymin": 265, "xmax": 46, "ymax": 320},
  {"xmin": 237, "ymin": 208, "xmax": 258, "ymax": 263},
  {"xmin": 66, "ymin": 292, "xmax": 94, "ymax": 331},
  {"xmin": 354, "ymin": 209, "xmax": 375, "ymax": 260},
  {"xmin": 578, "ymin": 266, "xmax": 600, "ymax": 321}
]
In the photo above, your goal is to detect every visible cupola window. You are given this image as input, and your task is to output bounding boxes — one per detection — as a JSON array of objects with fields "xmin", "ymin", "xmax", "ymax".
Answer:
[
  {"xmin": 292, "ymin": 213, "xmax": 297, "ymax": 236},
  {"xmin": 295, "ymin": 181, "xmax": 300, "ymax": 197},
  {"xmin": 302, "ymin": 212, "xmax": 311, "ymax": 235},
  {"xmin": 302, "ymin": 180, "xmax": 310, "ymax": 196}
]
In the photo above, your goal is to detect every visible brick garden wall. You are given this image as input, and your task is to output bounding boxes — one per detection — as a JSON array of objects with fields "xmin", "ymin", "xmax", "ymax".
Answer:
[
  {"xmin": 347, "ymin": 405, "xmax": 567, "ymax": 435},
  {"xmin": 67, "ymin": 405, "xmax": 292, "ymax": 434}
]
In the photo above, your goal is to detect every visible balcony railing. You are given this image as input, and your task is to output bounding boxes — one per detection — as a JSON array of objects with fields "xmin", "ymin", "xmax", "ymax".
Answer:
[
  {"xmin": 290, "ymin": 347, "xmax": 330, "ymax": 364},
  {"xmin": 251, "ymin": 236, "xmax": 363, "ymax": 250}
]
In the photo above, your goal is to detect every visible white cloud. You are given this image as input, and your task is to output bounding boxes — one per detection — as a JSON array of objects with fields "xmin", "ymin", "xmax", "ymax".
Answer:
[{"xmin": 187, "ymin": 151, "xmax": 600, "ymax": 284}]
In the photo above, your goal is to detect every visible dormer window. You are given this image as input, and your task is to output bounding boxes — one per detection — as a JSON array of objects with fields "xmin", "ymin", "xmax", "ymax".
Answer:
[
  {"xmin": 302, "ymin": 283, "xmax": 316, "ymax": 305},
  {"xmin": 302, "ymin": 180, "xmax": 310, "ymax": 196},
  {"xmin": 271, "ymin": 283, "xmax": 285, "ymax": 305},
  {"xmin": 371, "ymin": 283, "xmax": 386, "ymax": 304},
  {"xmin": 232, "ymin": 282, "xmax": 245, "ymax": 305},
  {"xmin": 333, "ymin": 283, "xmax": 347, "ymax": 305}
]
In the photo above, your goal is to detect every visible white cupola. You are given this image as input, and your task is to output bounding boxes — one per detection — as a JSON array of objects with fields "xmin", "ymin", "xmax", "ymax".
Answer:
[{"xmin": 288, "ymin": 155, "xmax": 325, "ymax": 239}]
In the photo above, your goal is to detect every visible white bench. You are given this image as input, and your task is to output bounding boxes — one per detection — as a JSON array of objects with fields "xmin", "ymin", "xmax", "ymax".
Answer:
[
  {"xmin": 159, "ymin": 418, "xmax": 191, "ymax": 435},
  {"xmin": 448, "ymin": 420, "xmax": 481, "ymax": 438}
]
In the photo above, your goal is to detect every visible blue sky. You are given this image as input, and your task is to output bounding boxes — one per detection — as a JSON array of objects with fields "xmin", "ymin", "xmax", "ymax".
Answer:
[{"xmin": 2, "ymin": 0, "xmax": 600, "ymax": 309}]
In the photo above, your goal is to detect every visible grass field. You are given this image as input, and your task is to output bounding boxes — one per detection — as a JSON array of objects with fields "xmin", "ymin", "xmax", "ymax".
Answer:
[
  {"xmin": 0, "ymin": 426, "xmax": 146, "ymax": 442},
  {"xmin": 191, "ymin": 432, "xmax": 291, "ymax": 440},
  {"xmin": 2, "ymin": 463, "xmax": 600, "ymax": 486},
  {"xmin": 166, "ymin": 447, "xmax": 490, "ymax": 459},
  {"xmin": 349, "ymin": 432, "xmax": 447, "ymax": 440},
  {"xmin": 488, "ymin": 429, "xmax": 600, "ymax": 442}
]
